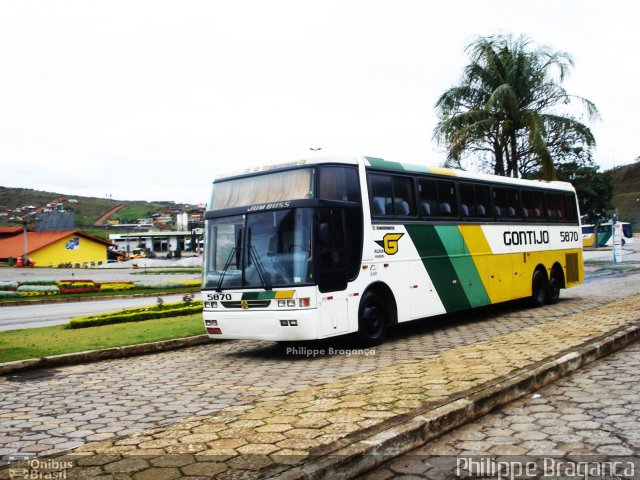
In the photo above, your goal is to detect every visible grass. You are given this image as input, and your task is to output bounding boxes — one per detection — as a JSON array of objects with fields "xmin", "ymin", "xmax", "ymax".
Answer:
[{"xmin": 0, "ymin": 313, "xmax": 205, "ymax": 364}]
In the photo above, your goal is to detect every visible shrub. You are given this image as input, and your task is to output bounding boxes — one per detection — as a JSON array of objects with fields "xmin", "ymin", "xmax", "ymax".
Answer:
[
  {"xmin": 0, "ymin": 281, "xmax": 18, "ymax": 291},
  {"xmin": 67, "ymin": 301, "xmax": 203, "ymax": 328},
  {"xmin": 0, "ymin": 291, "xmax": 21, "ymax": 298},
  {"xmin": 17, "ymin": 285, "xmax": 60, "ymax": 295},
  {"xmin": 21, "ymin": 280, "xmax": 58, "ymax": 286}
]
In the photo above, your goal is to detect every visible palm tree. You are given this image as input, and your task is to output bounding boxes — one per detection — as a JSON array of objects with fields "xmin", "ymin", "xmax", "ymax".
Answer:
[{"xmin": 434, "ymin": 34, "xmax": 599, "ymax": 180}]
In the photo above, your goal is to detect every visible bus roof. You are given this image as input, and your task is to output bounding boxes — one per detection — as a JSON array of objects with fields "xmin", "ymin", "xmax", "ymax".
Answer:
[
  {"xmin": 213, "ymin": 155, "xmax": 576, "ymax": 192},
  {"xmin": 363, "ymin": 156, "xmax": 576, "ymax": 192}
]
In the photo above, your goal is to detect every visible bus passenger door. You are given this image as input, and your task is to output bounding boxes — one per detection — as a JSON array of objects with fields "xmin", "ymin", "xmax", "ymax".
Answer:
[{"xmin": 315, "ymin": 208, "xmax": 349, "ymax": 336}]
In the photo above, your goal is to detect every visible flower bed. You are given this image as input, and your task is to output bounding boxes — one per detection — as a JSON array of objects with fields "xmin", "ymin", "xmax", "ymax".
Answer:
[
  {"xmin": 58, "ymin": 280, "xmax": 100, "ymax": 294},
  {"xmin": 16, "ymin": 285, "xmax": 60, "ymax": 296},
  {"xmin": 99, "ymin": 282, "xmax": 135, "ymax": 292}
]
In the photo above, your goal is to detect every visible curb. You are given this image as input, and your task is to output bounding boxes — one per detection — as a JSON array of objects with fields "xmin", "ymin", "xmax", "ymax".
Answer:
[
  {"xmin": 274, "ymin": 321, "xmax": 640, "ymax": 480},
  {"xmin": 0, "ymin": 335, "xmax": 214, "ymax": 376}
]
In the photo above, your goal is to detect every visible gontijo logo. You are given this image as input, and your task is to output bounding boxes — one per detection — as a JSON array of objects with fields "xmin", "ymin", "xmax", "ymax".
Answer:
[{"xmin": 375, "ymin": 233, "xmax": 404, "ymax": 255}]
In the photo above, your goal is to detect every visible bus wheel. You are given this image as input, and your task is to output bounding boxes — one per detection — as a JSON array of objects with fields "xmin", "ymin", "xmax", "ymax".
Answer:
[
  {"xmin": 356, "ymin": 292, "xmax": 389, "ymax": 347},
  {"xmin": 530, "ymin": 270, "xmax": 547, "ymax": 308},
  {"xmin": 546, "ymin": 271, "xmax": 562, "ymax": 305}
]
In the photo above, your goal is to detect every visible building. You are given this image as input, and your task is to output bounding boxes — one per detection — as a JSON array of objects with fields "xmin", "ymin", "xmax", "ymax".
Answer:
[
  {"xmin": 0, "ymin": 230, "xmax": 113, "ymax": 267},
  {"xmin": 108, "ymin": 230, "xmax": 203, "ymax": 256}
]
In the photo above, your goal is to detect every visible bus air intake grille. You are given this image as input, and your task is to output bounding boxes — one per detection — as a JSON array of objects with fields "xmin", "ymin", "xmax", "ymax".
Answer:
[
  {"xmin": 565, "ymin": 253, "xmax": 579, "ymax": 284},
  {"xmin": 222, "ymin": 300, "xmax": 272, "ymax": 309}
]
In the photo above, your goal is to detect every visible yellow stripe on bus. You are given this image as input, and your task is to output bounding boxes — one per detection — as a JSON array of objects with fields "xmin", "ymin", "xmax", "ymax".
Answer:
[{"xmin": 274, "ymin": 290, "xmax": 295, "ymax": 299}]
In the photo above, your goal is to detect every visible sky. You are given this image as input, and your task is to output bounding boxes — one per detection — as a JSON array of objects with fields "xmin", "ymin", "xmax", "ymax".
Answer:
[{"xmin": 1, "ymin": 1, "xmax": 639, "ymax": 204}]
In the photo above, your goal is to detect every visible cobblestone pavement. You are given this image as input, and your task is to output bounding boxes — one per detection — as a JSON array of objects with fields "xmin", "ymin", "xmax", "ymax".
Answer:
[
  {"xmin": 0, "ymin": 270, "xmax": 639, "ymax": 460},
  {"xmin": 358, "ymin": 341, "xmax": 640, "ymax": 480},
  {"xmin": 0, "ymin": 272, "xmax": 638, "ymax": 479}
]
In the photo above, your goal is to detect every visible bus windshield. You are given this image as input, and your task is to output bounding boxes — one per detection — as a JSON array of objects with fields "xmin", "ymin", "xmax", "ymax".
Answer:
[
  {"xmin": 210, "ymin": 168, "xmax": 314, "ymax": 210},
  {"xmin": 203, "ymin": 208, "xmax": 313, "ymax": 290}
]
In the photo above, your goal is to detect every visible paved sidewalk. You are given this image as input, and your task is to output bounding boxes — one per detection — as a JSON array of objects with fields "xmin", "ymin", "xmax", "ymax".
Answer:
[
  {"xmin": 3, "ymin": 293, "xmax": 638, "ymax": 479},
  {"xmin": 359, "ymin": 341, "xmax": 640, "ymax": 479}
]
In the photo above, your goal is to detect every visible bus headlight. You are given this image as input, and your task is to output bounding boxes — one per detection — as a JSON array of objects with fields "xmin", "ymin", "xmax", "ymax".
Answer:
[
  {"xmin": 278, "ymin": 300, "xmax": 286, "ymax": 307},
  {"xmin": 205, "ymin": 319, "xmax": 218, "ymax": 326},
  {"xmin": 204, "ymin": 301, "xmax": 218, "ymax": 309},
  {"xmin": 287, "ymin": 300, "xmax": 295, "ymax": 307}
]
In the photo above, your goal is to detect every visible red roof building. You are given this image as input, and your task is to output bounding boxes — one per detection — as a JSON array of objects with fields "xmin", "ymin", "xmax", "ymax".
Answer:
[{"xmin": 0, "ymin": 230, "xmax": 114, "ymax": 267}]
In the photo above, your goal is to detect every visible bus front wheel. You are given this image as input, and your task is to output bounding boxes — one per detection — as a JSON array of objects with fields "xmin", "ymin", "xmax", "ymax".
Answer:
[
  {"xmin": 530, "ymin": 270, "xmax": 547, "ymax": 308},
  {"xmin": 356, "ymin": 292, "xmax": 389, "ymax": 347}
]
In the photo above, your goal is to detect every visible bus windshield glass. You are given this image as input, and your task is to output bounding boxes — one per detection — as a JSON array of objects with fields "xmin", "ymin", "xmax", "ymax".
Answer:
[
  {"xmin": 210, "ymin": 168, "xmax": 314, "ymax": 210},
  {"xmin": 203, "ymin": 208, "xmax": 313, "ymax": 289}
]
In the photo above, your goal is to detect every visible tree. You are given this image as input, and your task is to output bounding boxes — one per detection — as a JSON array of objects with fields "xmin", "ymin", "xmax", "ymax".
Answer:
[{"xmin": 434, "ymin": 34, "xmax": 599, "ymax": 180}]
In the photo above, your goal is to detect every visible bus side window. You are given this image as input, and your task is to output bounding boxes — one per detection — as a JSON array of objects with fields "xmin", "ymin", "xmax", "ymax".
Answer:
[
  {"xmin": 475, "ymin": 185, "xmax": 490, "ymax": 217},
  {"xmin": 418, "ymin": 179, "xmax": 438, "ymax": 217},
  {"xmin": 437, "ymin": 180, "xmax": 457, "ymax": 217},
  {"xmin": 392, "ymin": 176, "xmax": 416, "ymax": 216},
  {"xmin": 369, "ymin": 174, "xmax": 392, "ymax": 216}
]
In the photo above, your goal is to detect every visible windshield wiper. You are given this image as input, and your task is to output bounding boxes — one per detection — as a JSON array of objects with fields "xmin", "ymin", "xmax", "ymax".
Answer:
[
  {"xmin": 216, "ymin": 229, "xmax": 242, "ymax": 292},
  {"xmin": 247, "ymin": 227, "xmax": 271, "ymax": 291}
]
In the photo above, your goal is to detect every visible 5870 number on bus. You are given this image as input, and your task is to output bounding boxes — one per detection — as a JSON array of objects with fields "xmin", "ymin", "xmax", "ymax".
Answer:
[{"xmin": 560, "ymin": 231, "xmax": 579, "ymax": 242}]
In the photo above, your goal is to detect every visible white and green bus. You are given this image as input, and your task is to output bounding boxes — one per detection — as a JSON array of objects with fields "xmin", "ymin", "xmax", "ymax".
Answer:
[{"xmin": 202, "ymin": 155, "xmax": 583, "ymax": 346}]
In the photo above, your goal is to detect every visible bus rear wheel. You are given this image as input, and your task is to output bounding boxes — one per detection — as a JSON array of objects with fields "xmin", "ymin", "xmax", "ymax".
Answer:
[
  {"xmin": 546, "ymin": 270, "xmax": 562, "ymax": 305},
  {"xmin": 356, "ymin": 292, "xmax": 389, "ymax": 347},
  {"xmin": 530, "ymin": 270, "xmax": 547, "ymax": 308}
]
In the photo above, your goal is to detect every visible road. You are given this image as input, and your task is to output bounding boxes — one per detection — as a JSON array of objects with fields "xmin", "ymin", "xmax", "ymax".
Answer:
[
  {"xmin": 0, "ymin": 294, "xmax": 187, "ymax": 331},
  {"xmin": 1, "ymin": 267, "xmax": 639, "ymax": 458}
]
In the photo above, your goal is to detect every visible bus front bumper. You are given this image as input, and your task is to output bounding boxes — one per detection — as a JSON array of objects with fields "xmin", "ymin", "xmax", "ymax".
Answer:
[{"xmin": 203, "ymin": 308, "xmax": 321, "ymax": 341}]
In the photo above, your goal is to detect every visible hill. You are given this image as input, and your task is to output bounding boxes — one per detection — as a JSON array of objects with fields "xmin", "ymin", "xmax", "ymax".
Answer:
[
  {"xmin": 0, "ymin": 187, "xmax": 200, "ymax": 237},
  {"xmin": 610, "ymin": 162, "xmax": 640, "ymax": 228}
]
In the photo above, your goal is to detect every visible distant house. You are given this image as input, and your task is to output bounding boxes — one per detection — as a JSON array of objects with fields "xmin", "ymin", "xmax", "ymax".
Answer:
[{"xmin": 0, "ymin": 230, "xmax": 113, "ymax": 267}]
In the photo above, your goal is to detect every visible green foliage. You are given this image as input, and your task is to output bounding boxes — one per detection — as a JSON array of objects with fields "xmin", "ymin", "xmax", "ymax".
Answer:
[
  {"xmin": 554, "ymin": 159, "xmax": 613, "ymax": 224},
  {"xmin": 67, "ymin": 301, "xmax": 202, "ymax": 328},
  {"xmin": 610, "ymin": 162, "xmax": 640, "ymax": 227},
  {"xmin": 22, "ymin": 279, "xmax": 58, "ymax": 286},
  {"xmin": 434, "ymin": 33, "xmax": 598, "ymax": 180}
]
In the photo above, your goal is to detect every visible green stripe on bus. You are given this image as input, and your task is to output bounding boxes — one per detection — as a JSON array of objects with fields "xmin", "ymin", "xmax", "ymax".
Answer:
[
  {"xmin": 405, "ymin": 225, "xmax": 471, "ymax": 312},
  {"xmin": 434, "ymin": 225, "xmax": 491, "ymax": 308},
  {"xmin": 241, "ymin": 292, "xmax": 261, "ymax": 300},
  {"xmin": 597, "ymin": 231, "xmax": 611, "ymax": 247},
  {"xmin": 365, "ymin": 157, "xmax": 430, "ymax": 174}
]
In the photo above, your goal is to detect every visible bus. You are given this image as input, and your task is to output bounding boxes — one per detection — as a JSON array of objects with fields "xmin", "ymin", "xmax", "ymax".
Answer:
[
  {"xmin": 582, "ymin": 222, "xmax": 634, "ymax": 248},
  {"xmin": 202, "ymin": 155, "xmax": 583, "ymax": 346}
]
